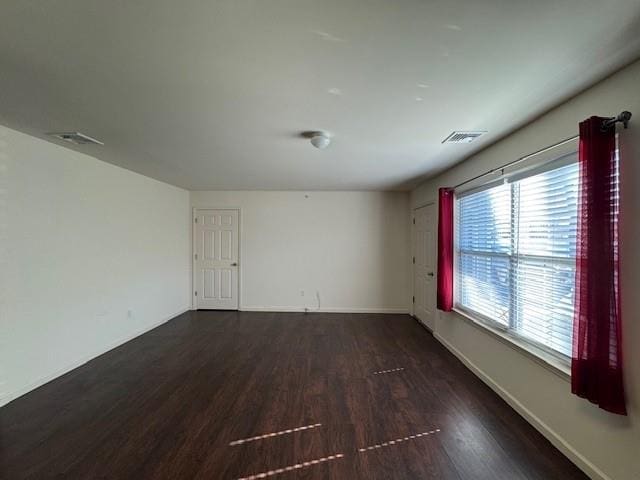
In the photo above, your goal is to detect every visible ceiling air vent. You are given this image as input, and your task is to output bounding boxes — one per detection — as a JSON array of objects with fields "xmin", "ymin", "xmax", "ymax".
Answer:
[
  {"xmin": 48, "ymin": 132, "xmax": 104, "ymax": 145},
  {"xmin": 442, "ymin": 131, "xmax": 486, "ymax": 144}
]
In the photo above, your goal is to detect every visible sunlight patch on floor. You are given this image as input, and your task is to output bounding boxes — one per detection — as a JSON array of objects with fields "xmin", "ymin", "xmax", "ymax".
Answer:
[
  {"xmin": 372, "ymin": 367, "xmax": 405, "ymax": 375},
  {"xmin": 229, "ymin": 423, "xmax": 322, "ymax": 446},
  {"xmin": 236, "ymin": 453, "xmax": 345, "ymax": 480},
  {"xmin": 358, "ymin": 429, "xmax": 440, "ymax": 452}
]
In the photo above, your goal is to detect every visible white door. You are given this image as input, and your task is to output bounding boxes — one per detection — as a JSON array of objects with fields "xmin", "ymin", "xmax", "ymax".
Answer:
[
  {"xmin": 194, "ymin": 209, "xmax": 239, "ymax": 310},
  {"xmin": 413, "ymin": 204, "xmax": 436, "ymax": 330}
]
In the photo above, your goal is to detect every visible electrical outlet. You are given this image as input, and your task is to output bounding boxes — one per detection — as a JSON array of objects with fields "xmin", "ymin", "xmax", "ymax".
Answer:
[
  {"xmin": 300, "ymin": 290, "xmax": 305, "ymax": 297},
  {"xmin": 127, "ymin": 309, "xmax": 133, "ymax": 319}
]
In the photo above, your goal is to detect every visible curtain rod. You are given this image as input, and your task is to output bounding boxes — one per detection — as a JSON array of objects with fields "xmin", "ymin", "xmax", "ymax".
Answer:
[
  {"xmin": 453, "ymin": 111, "xmax": 632, "ymax": 190},
  {"xmin": 453, "ymin": 134, "xmax": 578, "ymax": 190}
]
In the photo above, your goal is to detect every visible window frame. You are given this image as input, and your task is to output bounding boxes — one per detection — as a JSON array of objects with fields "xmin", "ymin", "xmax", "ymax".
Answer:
[{"xmin": 453, "ymin": 151, "xmax": 580, "ymax": 365}]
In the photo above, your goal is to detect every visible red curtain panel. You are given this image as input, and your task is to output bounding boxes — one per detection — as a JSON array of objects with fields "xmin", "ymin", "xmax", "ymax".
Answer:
[
  {"xmin": 437, "ymin": 187, "xmax": 454, "ymax": 312},
  {"xmin": 571, "ymin": 116, "xmax": 627, "ymax": 415}
]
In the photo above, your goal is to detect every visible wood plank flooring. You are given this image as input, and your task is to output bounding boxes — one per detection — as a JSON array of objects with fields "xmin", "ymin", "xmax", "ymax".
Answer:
[{"xmin": 0, "ymin": 311, "xmax": 588, "ymax": 479}]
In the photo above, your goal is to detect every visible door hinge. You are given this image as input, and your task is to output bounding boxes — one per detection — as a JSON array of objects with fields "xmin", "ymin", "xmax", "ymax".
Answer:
[
  {"xmin": 194, "ymin": 253, "xmax": 198, "ymax": 260},
  {"xmin": 413, "ymin": 218, "xmax": 415, "ymax": 224},
  {"xmin": 194, "ymin": 291, "xmax": 198, "ymax": 296},
  {"xmin": 412, "ymin": 256, "xmax": 415, "ymax": 264},
  {"xmin": 194, "ymin": 217, "xmax": 198, "ymax": 223},
  {"xmin": 412, "ymin": 296, "xmax": 415, "ymax": 303}
]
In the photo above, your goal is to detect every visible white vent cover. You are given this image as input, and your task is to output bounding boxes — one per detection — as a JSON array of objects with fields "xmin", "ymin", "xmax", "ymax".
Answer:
[
  {"xmin": 442, "ymin": 131, "xmax": 486, "ymax": 144},
  {"xmin": 48, "ymin": 132, "xmax": 104, "ymax": 145}
]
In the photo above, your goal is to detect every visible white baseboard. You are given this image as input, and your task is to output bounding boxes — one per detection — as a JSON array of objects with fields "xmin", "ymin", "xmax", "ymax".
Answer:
[
  {"xmin": 0, "ymin": 307, "xmax": 190, "ymax": 408},
  {"xmin": 239, "ymin": 306, "xmax": 410, "ymax": 314},
  {"xmin": 433, "ymin": 332, "xmax": 609, "ymax": 480}
]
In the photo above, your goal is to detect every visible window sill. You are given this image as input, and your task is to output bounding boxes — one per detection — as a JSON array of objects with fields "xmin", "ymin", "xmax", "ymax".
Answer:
[{"xmin": 451, "ymin": 307, "xmax": 571, "ymax": 382}]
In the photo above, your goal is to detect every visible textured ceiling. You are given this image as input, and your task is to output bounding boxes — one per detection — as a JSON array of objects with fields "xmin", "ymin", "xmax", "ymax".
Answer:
[{"xmin": 1, "ymin": 0, "xmax": 640, "ymax": 190}]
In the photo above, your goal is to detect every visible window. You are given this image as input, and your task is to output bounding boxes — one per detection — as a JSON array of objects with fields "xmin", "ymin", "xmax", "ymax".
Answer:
[{"xmin": 455, "ymin": 156, "xmax": 581, "ymax": 358}]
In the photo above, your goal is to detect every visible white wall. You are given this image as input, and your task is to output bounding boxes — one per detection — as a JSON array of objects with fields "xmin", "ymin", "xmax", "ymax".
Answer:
[
  {"xmin": 411, "ymin": 60, "xmax": 640, "ymax": 480},
  {"xmin": 0, "ymin": 125, "xmax": 191, "ymax": 407},
  {"xmin": 191, "ymin": 191, "xmax": 410, "ymax": 313}
]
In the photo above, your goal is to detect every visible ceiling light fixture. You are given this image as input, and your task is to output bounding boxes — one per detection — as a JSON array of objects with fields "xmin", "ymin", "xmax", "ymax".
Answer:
[{"xmin": 310, "ymin": 132, "xmax": 331, "ymax": 149}]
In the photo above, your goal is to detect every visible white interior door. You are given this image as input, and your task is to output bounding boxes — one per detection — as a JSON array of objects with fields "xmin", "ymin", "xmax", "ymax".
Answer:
[
  {"xmin": 413, "ymin": 204, "xmax": 436, "ymax": 330},
  {"xmin": 194, "ymin": 209, "xmax": 239, "ymax": 310}
]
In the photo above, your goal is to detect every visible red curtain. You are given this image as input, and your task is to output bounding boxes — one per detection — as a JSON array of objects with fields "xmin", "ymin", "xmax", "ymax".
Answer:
[
  {"xmin": 437, "ymin": 187, "xmax": 454, "ymax": 312},
  {"xmin": 571, "ymin": 117, "xmax": 626, "ymax": 415}
]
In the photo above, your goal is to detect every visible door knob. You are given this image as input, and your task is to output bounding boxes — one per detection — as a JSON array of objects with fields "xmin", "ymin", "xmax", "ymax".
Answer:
[
  {"xmin": 231, "ymin": 262, "xmax": 238, "ymax": 266},
  {"xmin": 427, "ymin": 272, "xmax": 434, "ymax": 277}
]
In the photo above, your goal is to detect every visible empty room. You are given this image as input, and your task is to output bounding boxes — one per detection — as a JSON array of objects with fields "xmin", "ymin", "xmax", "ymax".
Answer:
[{"xmin": 1, "ymin": 1, "xmax": 639, "ymax": 479}]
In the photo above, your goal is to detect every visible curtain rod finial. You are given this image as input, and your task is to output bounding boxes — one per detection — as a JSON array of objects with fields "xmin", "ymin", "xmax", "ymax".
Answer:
[
  {"xmin": 602, "ymin": 111, "xmax": 632, "ymax": 132},
  {"xmin": 620, "ymin": 111, "xmax": 632, "ymax": 129}
]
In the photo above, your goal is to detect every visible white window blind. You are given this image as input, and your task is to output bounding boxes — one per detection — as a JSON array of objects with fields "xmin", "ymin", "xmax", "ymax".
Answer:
[{"xmin": 455, "ymin": 158, "xmax": 580, "ymax": 358}]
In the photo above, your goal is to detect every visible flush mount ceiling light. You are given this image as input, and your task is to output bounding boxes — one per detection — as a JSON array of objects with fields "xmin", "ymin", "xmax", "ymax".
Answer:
[
  {"xmin": 310, "ymin": 133, "xmax": 330, "ymax": 149},
  {"xmin": 302, "ymin": 131, "xmax": 331, "ymax": 149},
  {"xmin": 299, "ymin": 130, "xmax": 331, "ymax": 149},
  {"xmin": 48, "ymin": 131, "xmax": 104, "ymax": 145}
]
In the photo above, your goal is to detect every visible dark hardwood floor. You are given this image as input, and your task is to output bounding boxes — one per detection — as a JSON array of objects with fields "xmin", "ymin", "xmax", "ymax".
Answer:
[{"xmin": 0, "ymin": 311, "xmax": 588, "ymax": 479}]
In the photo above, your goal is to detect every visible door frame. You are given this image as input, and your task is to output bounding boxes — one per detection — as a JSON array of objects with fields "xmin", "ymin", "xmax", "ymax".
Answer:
[
  {"xmin": 411, "ymin": 201, "xmax": 435, "ymax": 327},
  {"xmin": 191, "ymin": 207, "xmax": 243, "ymax": 310}
]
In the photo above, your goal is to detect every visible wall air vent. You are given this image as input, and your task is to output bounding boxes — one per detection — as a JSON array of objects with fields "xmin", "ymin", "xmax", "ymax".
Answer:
[
  {"xmin": 48, "ymin": 132, "xmax": 104, "ymax": 145},
  {"xmin": 442, "ymin": 131, "xmax": 487, "ymax": 144}
]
